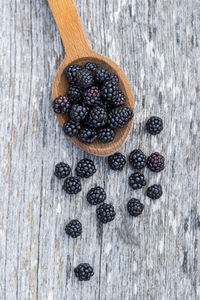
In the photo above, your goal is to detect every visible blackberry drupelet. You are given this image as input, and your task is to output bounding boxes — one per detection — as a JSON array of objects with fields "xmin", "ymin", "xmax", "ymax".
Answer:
[
  {"xmin": 88, "ymin": 106, "xmax": 107, "ymax": 129},
  {"xmin": 83, "ymin": 86, "xmax": 101, "ymax": 106},
  {"xmin": 74, "ymin": 263, "xmax": 94, "ymax": 281},
  {"xmin": 63, "ymin": 120, "xmax": 81, "ymax": 137},
  {"xmin": 55, "ymin": 162, "xmax": 71, "ymax": 179},
  {"xmin": 67, "ymin": 85, "xmax": 82, "ymax": 102},
  {"xmin": 147, "ymin": 184, "xmax": 163, "ymax": 199},
  {"xmin": 147, "ymin": 152, "xmax": 165, "ymax": 172},
  {"xmin": 110, "ymin": 74, "xmax": 119, "ymax": 84},
  {"xmin": 70, "ymin": 104, "xmax": 88, "ymax": 122},
  {"xmin": 96, "ymin": 203, "xmax": 116, "ymax": 223},
  {"xmin": 129, "ymin": 172, "xmax": 146, "ymax": 190},
  {"xmin": 65, "ymin": 219, "xmax": 82, "ymax": 238},
  {"xmin": 146, "ymin": 116, "xmax": 163, "ymax": 135},
  {"xmin": 64, "ymin": 64, "xmax": 82, "ymax": 84},
  {"xmin": 87, "ymin": 186, "xmax": 106, "ymax": 205},
  {"xmin": 77, "ymin": 69, "xmax": 94, "ymax": 89},
  {"xmin": 112, "ymin": 90, "xmax": 126, "ymax": 107},
  {"xmin": 108, "ymin": 106, "xmax": 133, "ymax": 129},
  {"xmin": 98, "ymin": 128, "xmax": 115, "ymax": 143},
  {"xmin": 101, "ymin": 80, "xmax": 119, "ymax": 102},
  {"xmin": 77, "ymin": 127, "xmax": 97, "ymax": 144},
  {"xmin": 75, "ymin": 158, "xmax": 96, "ymax": 178},
  {"xmin": 85, "ymin": 62, "xmax": 99, "ymax": 73},
  {"xmin": 63, "ymin": 176, "xmax": 81, "ymax": 194},
  {"xmin": 53, "ymin": 96, "xmax": 71, "ymax": 114},
  {"xmin": 127, "ymin": 199, "xmax": 144, "ymax": 217},
  {"xmin": 108, "ymin": 152, "xmax": 126, "ymax": 171},
  {"xmin": 129, "ymin": 149, "xmax": 147, "ymax": 170},
  {"xmin": 94, "ymin": 67, "xmax": 111, "ymax": 84}
]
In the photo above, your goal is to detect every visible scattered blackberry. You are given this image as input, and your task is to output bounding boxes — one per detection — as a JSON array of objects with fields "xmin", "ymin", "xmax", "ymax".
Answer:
[
  {"xmin": 96, "ymin": 203, "xmax": 116, "ymax": 223},
  {"xmin": 54, "ymin": 162, "xmax": 71, "ymax": 179},
  {"xmin": 108, "ymin": 152, "xmax": 126, "ymax": 171},
  {"xmin": 88, "ymin": 106, "xmax": 108, "ymax": 128},
  {"xmin": 64, "ymin": 64, "xmax": 82, "ymax": 84},
  {"xmin": 76, "ymin": 158, "xmax": 96, "ymax": 178},
  {"xmin": 74, "ymin": 263, "xmax": 94, "ymax": 281},
  {"xmin": 129, "ymin": 172, "xmax": 146, "ymax": 190},
  {"xmin": 129, "ymin": 149, "xmax": 147, "ymax": 170},
  {"xmin": 146, "ymin": 116, "xmax": 163, "ymax": 135},
  {"xmin": 53, "ymin": 96, "xmax": 71, "ymax": 114},
  {"xmin": 65, "ymin": 219, "xmax": 82, "ymax": 238},
  {"xmin": 94, "ymin": 67, "xmax": 111, "ymax": 84},
  {"xmin": 127, "ymin": 199, "xmax": 144, "ymax": 217},
  {"xmin": 98, "ymin": 128, "xmax": 115, "ymax": 143},
  {"xmin": 147, "ymin": 184, "xmax": 162, "ymax": 199},
  {"xmin": 108, "ymin": 106, "xmax": 133, "ymax": 129},
  {"xmin": 63, "ymin": 120, "xmax": 81, "ymax": 137},
  {"xmin": 101, "ymin": 80, "xmax": 119, "ymax": 102},
  {"xmin": 147, "ymin": 152, "xmax": 165, "ymax": 172},
  {"xmin": 67, "ymin": 85, "xmax": 82, "ymax": 102},
  {"xmin": 78, "ymin": 127, "xmax": 98, "ymax": 144},
  {"xmin": 70, "ymin": 104, "xmax": 88, "ymax": 122},
  {"xmin": 83, "ymin": 86, "xmax": 101, "ymax": 106},
  {"xmin": 63, "ymin": 176, "xmax": 81, "ymax": 194},
  {"xmin": 85, "ymin": 62, "xmax": 99, "ymax": 73},
  {"xmin": 110, "ymin": 74, "xmax": 119, "ymax": 84},
  {"xmin": 87, "ymin": 186, "xmax": 106, "ymax": 205},
  {"xmin": 77, "ymin": 69, "xmax": 94, "ymax": 89},
  {"xmin": 112, "ymin": 90, "xmax": 126, "ymax": 107}
]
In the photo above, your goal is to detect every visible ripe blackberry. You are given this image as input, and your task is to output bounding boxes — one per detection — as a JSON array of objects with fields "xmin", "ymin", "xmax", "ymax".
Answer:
[
  {"xmin": 65, "ymin": 219, "xmax": 82, "ymax": 238},
  {"xmin": 108, "ymin": 106, "xmax": 133, "ymax": 129},
  {"xmin": 74, "ymin": 263, "xmax": 94, "ymax": 281},
  {"xmin": 127, "ymin": 199, "xmax": 144, "ymax": 217},
  {"xmin": 53, "ymin": 96, "xmax": 71, "ymax": 114},
  {"xmin": 110, "ymin": 74, "xmax": 119, "ymax": 84},
  {"xmin": 146, "ymin": 116, "xmax": 163, "ymax": 135},
  {"xmin": 83, "ymin": 86, "xmax": 101, "ymax": 106},
  {"xmin": 76, "ymin": 158, "xmax": 96, "ymax": 178},
  {"xmin": 88, "ymin": 106, "xmax": 108, "ymax": 128},
  {"xmin": 77, "ymin": 127, "xmax": 97, "ymax": 144},
  {"xmin": 94, "ymin": 67, "xmax": 111, "ymax": 84},
  {"xmin": 64, "ymin": 64, "xmax": 82, "ymax": 84},
  {"xmin": 77, "ymin": 69, "xmax": 94, "ymax": 89},
  {"xmin": 147, "ymin": 184, "xmax": 163, "ymax": 200},
  {"xmin": 129, "ymin": 149, "xmax": 147, "ymax": 170},
  {"xmin": 98, "ymin": 128, "xmax": 115, "ymax": 143},
  {"xmin": 129, "ymin": 172, "xmax": 146, "ymax": 190},
  {"xmin": 108, "ymin": 152, "xmax": 126, "ymax": 171},
  {"xmin": 112, "ymin": 90, "xmax": 126, "ymax": 107},
  {"xmin": 87, "ymin": 186, "xmax": 106, "ymax": 205},
  {"xmin": 96, "ymin": 203, "xmax": 116, "ymax": 223},
  {"xmin": 55, "ymin": 162, "xmax": 71, "ymax": 179},
  {"xmin": 63, "ymin": 176, "xmax": 81, "ymax": 194},
  {"xmin": 85, "ymin": 62, "xmax": 99, "ymax": 73},
  {"xmin": 70, "ymin": 104, "xmax": 88, "ymax": 122},
  {"xmin": 101, "ymin": 80, "xmax": 119, "ymax": 102},
  {"xmin": 67, "ymin": 85, "xmax": 82, "ymax": 102},
  {"xmin": 63, "ymin": 120, "xmax": 81, "ymax": 137},
  {"xmin": 147, "ymin": 152, "xmax": 165, "ymax": 172}
]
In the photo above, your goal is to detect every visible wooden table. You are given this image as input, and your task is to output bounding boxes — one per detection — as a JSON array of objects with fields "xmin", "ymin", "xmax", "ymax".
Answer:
[{"xmin": 1, "ymin": 1, "xmax": 200, "ymax": 299}]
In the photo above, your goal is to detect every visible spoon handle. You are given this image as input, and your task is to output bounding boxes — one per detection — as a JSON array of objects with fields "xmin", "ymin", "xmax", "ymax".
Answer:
[{"xmin": 48, "ymin": 0, "xmax": 91, "ymax": 60}]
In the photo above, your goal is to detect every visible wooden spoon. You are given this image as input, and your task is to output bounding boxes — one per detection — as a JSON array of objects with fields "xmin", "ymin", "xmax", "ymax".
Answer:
[{"xmin": 48, "ymin": 0, "xmax": 134, "ymax": 156}]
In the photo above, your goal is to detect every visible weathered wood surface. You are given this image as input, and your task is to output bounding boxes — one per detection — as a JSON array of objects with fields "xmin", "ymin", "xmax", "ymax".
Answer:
[{"xmin": 0, "ymin": 0, "xmax": 200, "ymax": 299}]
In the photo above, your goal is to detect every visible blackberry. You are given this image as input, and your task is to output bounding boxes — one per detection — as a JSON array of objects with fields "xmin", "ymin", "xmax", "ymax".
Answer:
[
  {"xmin": 110, "ymin": 74, "xmax": 119, "ymax": 84},
  {"xmin": 70, "ymin": 104, "xmax": 88, "ymax": 122},
  {"xmin": 146, "ymin": 116, "xmax": 163, "ymax": 135},
  {"xmin": 108, "ymin": 152, "xmax": 126, "ymax": 171},
  {"xmin": 147, "ymin": 152, "xmax": 165, "ymax": 172},
  {"xmin": 54, "ymin": 162, "xmax": 71, "ymax": 179},
  {"xmin": 76, "ymin": 158, "xmax": 96, "ymax": 178},
  {"xmin": 74, "ymin": 263, "xmax": 94, "ymax": 281},
  {"xmin": 112, "ymin": 90, "xmax": 126, "ymax": 107},
  {"xmin": 101, "ymin": 80, "xmax": 119, "ymax": 102},
  {"xmin": 87, "ymin": 186, "xmax": 106, "ymax": 205},
  {"xmin": 96, "ymin": 203, "xmax": 116, "ymax": 223},
  {"xmin": 127, "ymin": 199, "xmax": 144, "ymax": 217},
  {"xmin": 65, "ymin": 219, "xmax": 82, "ymax": 238},
  {"xmin": 94, "ymin": 67, "xmax": 111, "ymax": 84},
  {"xmin": 108, "ymin": 106, "xmax": 133, "ymax": 129},
  {"xmin": 129, "ymin": 172, "xmax": 146, "ymax": 190},
  {"xmin": 63, "ymin": 176, "xmax": 81, "ymax": 194},
  {"xmin": 67, "ymin": 85, "xmax": 82, "ymax": 102},
  {"xmin": 77, "ymin": 127, "xmax": 97, "ymax": 144},
  {"xmin": 63, "ymin": 120, "xmax": 81, "ymax": 137},
  {"xmin": 77, "ymin": 69, "xmax": 94, "ymax": 89},
  {"xmin": 85, "ymin": 62, "xmax": 99, "ymax": 73},
  {"xmin": 64, "ymin": 64, "xmax": 82, "ymax": 84},
  {"xmin": 83, "ymin": 86, "xmax": 101, "ymax": 106},
  {"xmin": 98, "ymin": 128, "xmax": 115, "ymax": 143},
  {"xmin": 147, "ymin": 184, "xmax": 163, "ymax": 199},
  {"xmin": 53, "ymin": 96, "xmax": 71, "ymax": 114},
  {"xmin": 129, "ymin": 149, "xmax": 147, "ymax": 170},
  {"xmin": 88, "ymin": 106, "xmax": 108, "ymax": 128}
]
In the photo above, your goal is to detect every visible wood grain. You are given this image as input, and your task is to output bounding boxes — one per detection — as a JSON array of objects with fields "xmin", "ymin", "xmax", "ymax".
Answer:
[{"xmin": 0, "ymin": 0, "xmax": 200, "ymax": 299}]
